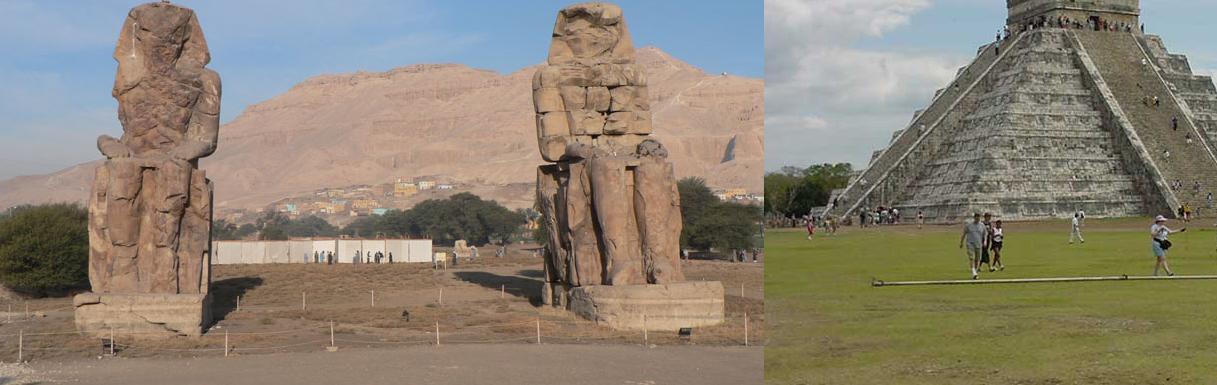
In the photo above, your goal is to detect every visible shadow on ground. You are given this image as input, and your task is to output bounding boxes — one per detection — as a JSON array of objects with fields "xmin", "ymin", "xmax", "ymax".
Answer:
[
  {"xmin": 453, "ymin": 270, "xmax": 544, "ymax": 304},
  {"xmin": 207, "ymin": 277, "xmax": 264, "ymax": 325}
]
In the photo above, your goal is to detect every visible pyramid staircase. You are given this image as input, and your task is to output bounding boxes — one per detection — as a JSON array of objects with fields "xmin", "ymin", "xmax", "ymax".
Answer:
[{"xmin": 825, "ymin": 28, "xmax": 1217, "ymax": 223}]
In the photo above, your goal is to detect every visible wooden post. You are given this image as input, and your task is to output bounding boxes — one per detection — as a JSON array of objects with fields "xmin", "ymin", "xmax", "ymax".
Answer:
[
  {"xmin": 438, "ymin": 288, "xmax": 443, "ymax": 305},
  {"xmin": 110, "ymin": 327, "xmax": 115, "ymax": 356},
  {"xmin": 236, "ymin": 296, "xmax": 241, "ymax": 312},
  {"xmin": 18, "ymin": 329, "xmax": 22, "ymax": 362},
  {"xmin": 740, "ymin": 283, "xmax": 745, "ymax": 298},
  {"xmin": 224, "ymin": 329, "xmax": 229, "ymax": 357},
  {"xmin": 6, "ymin": 304, "xmax": 10, "ymax": 322},
  {"xmin": 744, "ymin": 312, "xmax": 749, "ymax": 347},
  {"xmin": 302, "ymin": 292, "xmax": 307, "ymax": 311},
  {"xmin": 643, "ymin": 314, "xmax": 648, "ymax": 346},
  {"xmin": 535, "ymin": 317, "xmax": 541, "ymax": 344},
  {"xmin": 501, "ymin": 285, "xmax": 505, "ymax": 299},
  {"xmin": 435, "ymin": 322, "xmax": 440, "ymax": 346},
  {"xmin": 371, "ymin": 290, "xmax": 375, "ymax": 307},
  {"xmin": 330, "ymin": 321, "xmax": 335, "ymax": 347}
]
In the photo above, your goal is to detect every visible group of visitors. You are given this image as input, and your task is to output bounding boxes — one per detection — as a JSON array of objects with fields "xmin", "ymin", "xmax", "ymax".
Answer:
[
  {"xmin": 312, "ymin": 251, "xmax": 334, "ymax": 264},
  {"xmin": 353, "ymin": 250, "xmax": 392, "ymax": 264},
  {"xmin": 733, "ymin": 248, "xmax": 762, "ymax": 263},
  {"xmin": 307, "ymin": 250, "xmax": 393, "ymax": 264},
  {"xmin": 858, "ymin": 206, "xmax": 901, "ymax": 227},
  {"xmin": 959, "ymin": 212, "xmax": 1005, "ymax": 279},
  {"xmin": 1013, "ymin": 15, "xmax": 1138, "ymax": 34},
  {"xmin": 804, "ymin": 215, "xmax": 840, "ymax": 239}
]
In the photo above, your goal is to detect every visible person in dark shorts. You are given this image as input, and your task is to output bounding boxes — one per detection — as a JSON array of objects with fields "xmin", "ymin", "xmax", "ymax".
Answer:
[{"xmin": 990, "ymin": 220, "xmax": 1005, "ymax": 271}]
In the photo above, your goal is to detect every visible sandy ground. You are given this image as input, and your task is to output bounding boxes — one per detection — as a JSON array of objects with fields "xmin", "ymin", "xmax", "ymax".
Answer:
[
  {"xmin": 21, "ymin": 344, "xmax": 761, "ymax": 385},
  {"xmin": 0, "ymin": 246, "xmax": 763, "ymax": 383}
]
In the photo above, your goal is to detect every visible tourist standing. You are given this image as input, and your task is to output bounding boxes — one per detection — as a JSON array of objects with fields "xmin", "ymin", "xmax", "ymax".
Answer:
[
  {"xmin": 1151, "ymin": 215, "xmax": 1183, "ymax": 276},
  {"xmin": 960, "ymin": 213, "xmax": 987, "ymax": 280},
  {"xmin": 1069, "ymin": 212, "xmax": 1085, "ymax": 244}
]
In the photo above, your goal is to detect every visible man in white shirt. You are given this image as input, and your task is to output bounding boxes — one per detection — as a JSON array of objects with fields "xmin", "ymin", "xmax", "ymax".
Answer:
[
  {"xmin": 959, "ymin": 213, "xmax": 987, "ymax": 279},
  {"xmin": 1069, "ymin": 212, "xmax": 1085, "ymax": 244}
]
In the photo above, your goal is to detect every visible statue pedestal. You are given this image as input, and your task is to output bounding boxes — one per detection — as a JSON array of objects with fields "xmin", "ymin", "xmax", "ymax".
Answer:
[
  {"xmin": 567, "ymin": 281, "xmax": 725, "ymax": 331},
  {"xmin": 74, "ymin": 293, "xmax": 211, "ymax": 337}
]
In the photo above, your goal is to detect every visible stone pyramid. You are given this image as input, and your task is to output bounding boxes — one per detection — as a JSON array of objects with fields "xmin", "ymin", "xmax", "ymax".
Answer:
[{"xmin": 826, "ymin": 0, "xmax": 1217, "ymax": 223}]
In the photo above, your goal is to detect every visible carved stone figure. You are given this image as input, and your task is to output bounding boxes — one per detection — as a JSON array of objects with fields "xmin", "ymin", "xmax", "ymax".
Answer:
[
  {"xmin": 75, "ymin": 2, "xmax": 219, "ymax": 336},
  {"xmin": 535, "ymin": 2, "xmax": 685, "ymax": 293}
]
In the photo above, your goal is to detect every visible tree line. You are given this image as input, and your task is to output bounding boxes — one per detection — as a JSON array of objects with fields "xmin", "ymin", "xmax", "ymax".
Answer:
[{"xmin": 764, "ymin": 163, "xmax": 853, "ymax": 218}]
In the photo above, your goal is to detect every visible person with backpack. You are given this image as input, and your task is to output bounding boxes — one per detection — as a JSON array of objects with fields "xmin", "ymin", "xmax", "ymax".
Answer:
[{"xmin": 1151, "ymin": 215, "xmax": 1184, "ymax": 276}]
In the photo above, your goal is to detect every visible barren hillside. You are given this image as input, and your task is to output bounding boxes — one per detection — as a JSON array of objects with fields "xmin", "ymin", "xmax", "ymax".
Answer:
[{"xmin": 0, "ymin": 47, "xmax": 762, "ymax": 212}]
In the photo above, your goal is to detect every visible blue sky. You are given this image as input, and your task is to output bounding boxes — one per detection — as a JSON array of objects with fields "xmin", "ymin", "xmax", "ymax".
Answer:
[
  {"xmin": 766, "ymin": 0, "xmax": 1217, "ymax": 171},
  {"xmin": 0, "ymin": 0, "xmax": 762, "ymax": 180}
]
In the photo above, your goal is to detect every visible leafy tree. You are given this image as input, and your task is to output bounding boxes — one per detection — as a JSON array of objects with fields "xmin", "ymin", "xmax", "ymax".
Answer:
[
  {"xmin": 676, "ymin": 178, "xmax": 762, "ymax": 252},
  {"xmin": 764, "ymin": 163, "xmax": 854, "ymax": 217},
  {"xmin": 684, "ymin": 202, "xmax": 762, "ymax": 252},
  {"xmin": 342, "ymin": 193, "xmax": 525, "ymax": 245},
  {"xmin": 236, "ymin": 223, "xmax": 257, "ymax": 239},
  {"xmin": 0, "ymin": 204, "xmax": 89, "ymax": 295},
  {"xmin": 213, "ymin": 219, "xmax": 240, "ymax": 241}
]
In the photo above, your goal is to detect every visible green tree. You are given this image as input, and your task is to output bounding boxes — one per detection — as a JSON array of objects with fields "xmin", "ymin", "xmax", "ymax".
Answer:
[
  {"xmin": 676, "ymin": 178, "xmax": 762, "ymax": 252},
  {"xmin": 343, "ymin": 193, "xmax": 525, "ymax": 245},
  {"xmin": 684, "ymin": 202, "xmax": 762, "ymax": 252},
  {"xmin": 0, "ymin": 204, "xmax": 89, "ymax": 295}
]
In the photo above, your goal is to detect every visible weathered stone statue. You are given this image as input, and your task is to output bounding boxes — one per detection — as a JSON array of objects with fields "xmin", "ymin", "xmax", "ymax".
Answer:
[
  {"xmin": 535, "ymin": 3, "xmax": 723, "ymax": 330},
  {"xmin": 74, "ymin": 1, "xmax": 218, "ymax": 337}
]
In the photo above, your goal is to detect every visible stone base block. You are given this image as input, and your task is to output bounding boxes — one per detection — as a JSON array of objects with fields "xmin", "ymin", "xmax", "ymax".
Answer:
[
  {"xmin": 568, "ymin": 281, "xmax": 724, "ymax": 331},
  {"xmin": 74, "ymin": 293, "xmax": 212, "ymax": 337}
]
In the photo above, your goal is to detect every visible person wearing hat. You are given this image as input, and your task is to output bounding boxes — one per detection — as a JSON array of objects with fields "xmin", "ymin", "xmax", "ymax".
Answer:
[{"xmin": 1151, "ymin": 215, "xmax": 1185, "ymax": 276}]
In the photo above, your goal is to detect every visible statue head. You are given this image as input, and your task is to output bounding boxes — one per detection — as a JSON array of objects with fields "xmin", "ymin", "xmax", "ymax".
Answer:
[
  {"xmin": 114, "ymin": 2, "xmax": 210, "ymax": 82},
  {"xmin": 548, "ymin": 3, "xmax": 634, "ymax": 65}
]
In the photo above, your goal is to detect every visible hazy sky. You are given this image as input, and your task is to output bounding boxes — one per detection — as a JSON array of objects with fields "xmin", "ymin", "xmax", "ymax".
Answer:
[
  {"xmin": 765, "ymin": 0, "xmax": 1217, "ymax": 172},
  {"xmin": 0, "ymin": 0, "xmax": 762, "ymax": 181}
]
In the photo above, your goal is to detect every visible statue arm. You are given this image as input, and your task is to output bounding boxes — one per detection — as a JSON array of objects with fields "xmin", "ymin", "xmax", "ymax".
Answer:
[
  {"xmin": 97, "ymin": 135, "xmax": 130, "ymax": 158},
  {"xmin": 171, "ymin": 69, "xmax": 221, "ymax": 161}
]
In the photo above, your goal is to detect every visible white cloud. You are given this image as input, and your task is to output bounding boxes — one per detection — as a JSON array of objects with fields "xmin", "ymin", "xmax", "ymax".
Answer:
[{"xmin": 765, "ymin": 0, "xmax": 966, "ymax": 171}]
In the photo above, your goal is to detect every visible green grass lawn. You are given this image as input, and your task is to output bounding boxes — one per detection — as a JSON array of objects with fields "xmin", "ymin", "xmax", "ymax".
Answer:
[{"xmin": 765, "ymin": 217, "xmax": 1217, "ymax": 385}]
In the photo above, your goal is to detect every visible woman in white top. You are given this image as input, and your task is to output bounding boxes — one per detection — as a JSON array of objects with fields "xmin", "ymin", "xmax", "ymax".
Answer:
[
  {"xmin": 990, "ymin": 220, "xmax": 1005, "ymax": 271},
  {"xmin": 1151, "ymin": 215, "xmax": 1185, "ymax": 276}
]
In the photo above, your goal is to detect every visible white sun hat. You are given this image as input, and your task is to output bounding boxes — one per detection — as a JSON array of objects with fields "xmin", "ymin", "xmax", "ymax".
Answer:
[{"xmin": 1154, "ymin": 215, "xmax": 1167, "ymax": 222}]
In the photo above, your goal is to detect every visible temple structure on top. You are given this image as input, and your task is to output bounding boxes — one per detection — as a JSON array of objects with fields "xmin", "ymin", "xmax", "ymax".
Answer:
[
  {"xmin": 1007, "ymin": 0, "xmax": 1140, "ymax": 29},
  {"xmin": 825, "ymin": 0, "xmax": 1217, "ymax": 223}
]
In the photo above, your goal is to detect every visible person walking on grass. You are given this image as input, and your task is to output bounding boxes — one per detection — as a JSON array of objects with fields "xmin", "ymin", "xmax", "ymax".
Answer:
[
  {"xmin": 806, "ymin": 216, "xmax": 816, "ymax": 240},
  {"xmin": 980, "ymin": 212, "xmax": 995, "ymax": 272},
  {"xmin": 991, "ymin": 220, "xmax": 1005, "ymax": 271},
  {"xmin": 960, "ymin": 213, "xmax": 987, "ymax": 280},
  {"xmin": 1151, "ymin": 215, "xmax": 1184, "ymax": 276},
  {"xmin": 1069, "ymin": 212, "xmax": 1085, "ymax": 244}
]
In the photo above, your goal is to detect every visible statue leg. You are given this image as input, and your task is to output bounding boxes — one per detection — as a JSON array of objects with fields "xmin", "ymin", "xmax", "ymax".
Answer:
[
  {"xmin": 634, "ymin": 158, "xmax": 685, "ymax": 283},
  {"xmin": 138, "ymin": 160, "xmax": 191, "ymax": 293},
  {"xmin": 104, "ymin": 159, "xmax": 144, "ymax": 293},
  {"xmin": 88, "ymin": 165, "xmax": 111, "ymax": 293},
  {"xmin": 176, "ymin": 170, "xmax": 211, "ymax": 294},
  {"xmin": 566, "ymin": 160, "xmax": 602, "ymax": 286},
  {"xmin": 590, "ymin": 156, "xmax": 643, "ymax": 285}
]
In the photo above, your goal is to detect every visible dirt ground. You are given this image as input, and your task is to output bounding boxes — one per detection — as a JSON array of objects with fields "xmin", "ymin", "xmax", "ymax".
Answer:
[
  {"xmin": 17, "ymin": 344, "xmax": 761, "ymax": 385},
  {"xmin": 0, "ymin": 248, "xmax": 762, "ymax": 383}
]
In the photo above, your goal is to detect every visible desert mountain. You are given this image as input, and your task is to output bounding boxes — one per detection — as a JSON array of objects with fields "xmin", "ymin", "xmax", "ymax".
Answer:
[{"xmin": 0, "ymin": 47, "xmax": 762, "ymax": 213}]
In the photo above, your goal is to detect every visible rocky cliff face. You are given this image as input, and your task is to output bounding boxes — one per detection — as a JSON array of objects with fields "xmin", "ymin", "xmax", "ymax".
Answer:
[{"xmin": 0, "ymin": 47, "xmax": 762, "ymax": 211}]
